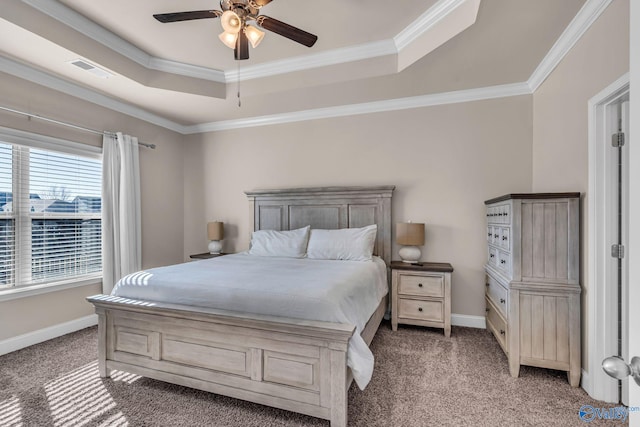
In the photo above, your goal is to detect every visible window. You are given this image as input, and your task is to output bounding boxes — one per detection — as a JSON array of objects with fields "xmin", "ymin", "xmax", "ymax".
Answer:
[{"xmin": 0, "ymin": 137, "xmax": 102, "ymax": 291}]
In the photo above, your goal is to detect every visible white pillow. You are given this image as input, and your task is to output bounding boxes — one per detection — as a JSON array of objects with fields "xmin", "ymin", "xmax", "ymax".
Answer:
[
  {"xmin": 306, "ymin": 224, "xmax": 377, "ymax": 261},
  {"xmin": 249, "ymin": 225, "xmax": 310, "ymax": 258}
]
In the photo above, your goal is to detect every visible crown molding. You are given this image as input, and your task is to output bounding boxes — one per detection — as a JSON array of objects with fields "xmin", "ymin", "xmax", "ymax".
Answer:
[
  {"xmin": 22, "ymin": 0, "xmax": 608, "ymax": 96},
  {"xmin": 6, "ymin": 0, "xmax": 612, "ymax": 135},
  {"xmin": 20, "ymin": 0, "xmax": 461, "ymax": 85},
  {"xmin": 0, "ymin": 56, "xmax": 187, "ymax": 134},
  {"xmin": 394, "ymin": 0, "xmax": 468, "ymax": 50},
  {"xmin": 20, "ymin": 0, "xmax": 226, "ymax": 83},
  {"xmin": 226, "ymin": 40, "xmax": 397, "ymax": 82},
  {"xmin": 185, "ymin": 82, "xmax": 532, "ymax": 134},
  {"xmin": 527, "ymin": 0, "xmax": 613, "ymax": 92},
  {"xmin": 21, "ymin": 0, "xmax": 148, "ymax": 64},
  {"xmin": 147, "ymin": 57, "xmax": 226, "ymax": 82},
  {"xmin": 236, "ymin": 0, "xmax": 477, "ymax": 82}
]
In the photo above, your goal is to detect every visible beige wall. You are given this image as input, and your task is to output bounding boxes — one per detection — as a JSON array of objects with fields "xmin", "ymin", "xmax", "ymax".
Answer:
[
  {"xmin": 0, "ymin": 0, "xmax": 628, "ymax": 363},
  {"xmin": 183, "ymin": 96, "xmax": 533, "ymax": 318},
  {"xmin": 531, "ymin": 0, "xmax": 629, "ymax": 371},
  {"xmin": 0, "ymin": 72, "xmax": 185, "ymax": 341}
]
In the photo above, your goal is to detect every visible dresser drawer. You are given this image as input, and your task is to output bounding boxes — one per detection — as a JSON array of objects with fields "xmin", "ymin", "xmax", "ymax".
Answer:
[
  {"xmin": 485, "ymin": 297, "xmax": 507, "ymax": 354},
  {"xmin": 497, "ymin": 250, "xmax": 511, "ymax": 275},
  {"xmin": 491, "ymin": 227, "xmax": 500, "ymax": 245},
  {"xmin": 485, "ymin": 274, "xmax": 507, "ymax": 317},
  {"xmin": 398, "ymin": 298, "xmax": 443, "ymax": 322},
  {"xmin": 499, "ymin": 227, "xmax": 510, "ymax": 250},
  {"xmin": 398, "ymin": 274, "xmax": 443, "ymax": 298},
  {"xmin": 487, "ymin": 203, "xmax": 511, "ymax": 225},
  {"xmin": 488, "ymin": 247, "xmax": 498, "ymax": 266}
]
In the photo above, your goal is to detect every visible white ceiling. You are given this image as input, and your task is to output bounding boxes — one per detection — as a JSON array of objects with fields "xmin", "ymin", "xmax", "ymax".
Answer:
[
  {"xmin": 59, "ymin": 0, "xmax": 435, "ymax": 70},
  {"xmin": 0, "ymin": 0, "xmax": 587, "ymax": 130}
]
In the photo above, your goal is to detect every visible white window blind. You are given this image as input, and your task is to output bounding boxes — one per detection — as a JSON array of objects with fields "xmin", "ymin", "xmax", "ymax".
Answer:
[
  {"xmin": 0, "ymin": 141, "xmax": 102, "ymax": 289},
  {"xmin": 0, "ymin": 143, "xmax": 14, "ymax": 287}
]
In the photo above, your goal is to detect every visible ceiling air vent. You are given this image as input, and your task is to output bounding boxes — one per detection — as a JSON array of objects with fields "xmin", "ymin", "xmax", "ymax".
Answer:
[{"xmin": 68, "ymin": 59, "xmax": 113, "ymax": 79}]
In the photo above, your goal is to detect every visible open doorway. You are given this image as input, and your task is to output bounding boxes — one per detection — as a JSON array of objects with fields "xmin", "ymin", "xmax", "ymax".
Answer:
[{"xmin": 587, "ymin": 73, "xmax": 629, "ymax": 403}]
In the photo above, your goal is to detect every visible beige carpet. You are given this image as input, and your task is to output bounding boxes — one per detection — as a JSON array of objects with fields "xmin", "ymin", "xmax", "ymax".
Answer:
[{"xmin": 0, "ymin": 323, "xmax": 625, "ymax": 426}]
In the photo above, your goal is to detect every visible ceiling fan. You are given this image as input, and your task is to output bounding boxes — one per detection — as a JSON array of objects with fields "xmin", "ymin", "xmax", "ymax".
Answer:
[{"xmin": 153, "ymin": 0, "xmax": 318, "ymax": 61}]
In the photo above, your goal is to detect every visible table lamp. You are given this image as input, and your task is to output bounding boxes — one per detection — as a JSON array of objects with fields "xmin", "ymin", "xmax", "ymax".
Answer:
[
  {"xmin": 396, "ymin": 222, "xmax": 425, "ymax": 263},
  {"xmin": 207, "ymin": 221, "xmax": 224, "ymax": 254}
]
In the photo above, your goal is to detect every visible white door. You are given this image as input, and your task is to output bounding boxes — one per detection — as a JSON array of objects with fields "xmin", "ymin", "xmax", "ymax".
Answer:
[
  {"xmin": 602, "ymin": 98, "xmax": 639, "ymax": 424},
  {"xmin": 626, "ymin": 94, "xmax": 639, "ymax": 426},
  {"xmin": 588, "ymin": 80, "xmax": 629, "ymax": 404},
  {"xmin": 628, "ymin": 4, "xmax": 639, "ymax": 424}
]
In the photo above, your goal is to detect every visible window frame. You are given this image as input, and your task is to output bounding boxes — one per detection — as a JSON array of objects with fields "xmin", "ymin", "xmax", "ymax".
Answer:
[{"xmin": 0, "ymin": 127, "xmax": 102, "ymax": 301}]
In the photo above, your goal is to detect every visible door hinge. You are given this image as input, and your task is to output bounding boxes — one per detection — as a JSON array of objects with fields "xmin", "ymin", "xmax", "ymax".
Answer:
[
  {"xmin": 611, "ymin": 244, "xmax": 625, "ymax": 259},
  {"xmin": 612, "ymin": 131, "xmax": 625, "ymax": 147}
]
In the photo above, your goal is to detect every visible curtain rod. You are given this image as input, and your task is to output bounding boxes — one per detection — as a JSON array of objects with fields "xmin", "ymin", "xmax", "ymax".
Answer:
[{"xmin": 0, "ymin": 105, "xmax": 156, "ymax": 149}]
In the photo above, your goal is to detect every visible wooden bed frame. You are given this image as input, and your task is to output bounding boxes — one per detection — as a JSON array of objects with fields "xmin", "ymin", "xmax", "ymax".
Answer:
[{"xmin": 87, "ymin": 186, "xmax": 394, "ymax": 427}]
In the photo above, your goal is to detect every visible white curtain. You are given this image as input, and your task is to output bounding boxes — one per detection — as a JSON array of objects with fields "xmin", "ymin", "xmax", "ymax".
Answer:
[{"xmin": 102, "ymin": 132, "xmax": 141, "ymax": 294}]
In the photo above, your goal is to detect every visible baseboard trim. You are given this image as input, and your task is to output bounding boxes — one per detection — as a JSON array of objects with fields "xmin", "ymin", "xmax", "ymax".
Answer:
[
  {"xmin": 452, "ymin": 313, "xmax": 486, "ymax": 329},
  {"xmin": 0, "ymin": 314, "xmax": 98, "ymax": 356}
]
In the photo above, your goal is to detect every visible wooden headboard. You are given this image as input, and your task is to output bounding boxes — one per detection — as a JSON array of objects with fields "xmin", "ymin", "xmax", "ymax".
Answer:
[{"xmin": 245, "ymin": 186, "xmax": 395, "ymax": 265}]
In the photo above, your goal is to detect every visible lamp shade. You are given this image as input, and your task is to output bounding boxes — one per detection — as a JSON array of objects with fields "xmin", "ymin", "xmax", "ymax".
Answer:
[
  {"xmin": 244, "ymin": 25, "xmax": 265, "ymax": 48},
  {"xmin": 221, "ymin": 10, "xmax": 242, "ymax": 34},
  {"xmin": 207, "ymin": 221, "xmax": 224, "ymax": 240},
  {"xmin": 396, "ymin": 222, "xmax": 425, "ymax": 246},
  {"xmin": 218, "ymin": 31, "xmax": 238, "ymax": 49}
]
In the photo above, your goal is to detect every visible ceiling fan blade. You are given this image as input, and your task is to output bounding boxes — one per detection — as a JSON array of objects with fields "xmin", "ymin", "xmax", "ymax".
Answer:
[
  {"xmin": 235, "ymin": 31, "xmax": 249, "ymax": 60},
  {"xmin": 257, "ymin": 16, "xmax": 317, "ymax": 47},
  {"xmin": 153, "ymin": 10, "xmax": 221, "ymax": 23}
]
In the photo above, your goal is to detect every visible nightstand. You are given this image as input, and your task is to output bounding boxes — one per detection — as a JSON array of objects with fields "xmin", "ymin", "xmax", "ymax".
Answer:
[
  {"xmin": 189, "ymin": 252, "xmax": 227, "ymax": 260},
  {"xmin": 390, "ymin": 261, "xmax": 454, "ymax": 337}
]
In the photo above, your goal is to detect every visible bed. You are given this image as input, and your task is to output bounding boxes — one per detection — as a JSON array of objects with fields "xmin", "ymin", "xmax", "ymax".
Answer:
[{"xmin": 87, "ymin": 185, "xmax": 394, "ymax": 426}]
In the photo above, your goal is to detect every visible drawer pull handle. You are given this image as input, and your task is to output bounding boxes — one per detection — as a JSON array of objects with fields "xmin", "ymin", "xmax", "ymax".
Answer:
[
  {"xmin": 418, "ymin": 283, "xmax": 423, "ymax": 288},
  {"xmin": 485, "ymin": 308, "xmax": 490, "ymax": 313},
  {"xmin": 500, "ymin": 329, "xmax": 505, "ymax": 335},
  {"xmin": 500, "ymin": 260, "xmax": 506, "ymax": 264},
  {"xmin": 502, "ymin": 236, "xmax": 508, "ymax": 241},
  {"xmin": 418, "ymin": 307, "xmax": 423, "ymax": 312},
  {"xmin": 485, "ymin": 282, "xmax": 490, "ymax": 287},
  {"xmin": 500, "ymin": 298, "xmax": 505, "ymax": 304},
  {"xmin": 490, "ymin": 254, "xmax": 495, "ymax": 258},
  {"xmin": 494, "ymin": 234, "xmax": 499, "ymax": 238}
]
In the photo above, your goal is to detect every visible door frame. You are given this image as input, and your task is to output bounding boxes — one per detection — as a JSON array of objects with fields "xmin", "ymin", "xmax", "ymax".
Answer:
[{"xmin": 586, "ymin": 72, "xmax": 629, "ymax": 402}]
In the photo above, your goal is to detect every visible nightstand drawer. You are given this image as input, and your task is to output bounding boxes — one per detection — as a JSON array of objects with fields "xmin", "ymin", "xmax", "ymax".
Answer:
[
  {"xmin": 398, "ymin": 274, "xmax": 443, "ymax": 298},
  {"xmin": 391, "ymin": 262, "xmax": 453, "ymax": 337},
  {"xmin": 398, "ymin": 298, "xmax": 443, "ymax": 322}
]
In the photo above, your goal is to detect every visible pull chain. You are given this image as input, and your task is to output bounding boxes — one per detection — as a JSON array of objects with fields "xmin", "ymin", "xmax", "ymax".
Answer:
[{"xmin": 237, "ymin": 60, "xmax": 241, "ymax": 107}]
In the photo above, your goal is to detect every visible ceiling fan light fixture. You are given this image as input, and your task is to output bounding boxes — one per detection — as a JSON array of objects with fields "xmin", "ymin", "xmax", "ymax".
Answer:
[
  {"xmin": 221, "ymin": 10, "xmax": 242, "ymax": 34},
  {"xmin": 218, "ymin": 31, "xmax": 238, "ymax": 49},
  {"xmin": 244, "ymin": 25, "xmax": 265, "ymax": 48},
  {"xmin": 154, "ymin": 4, "xmax": 319, "ymax": 61}
]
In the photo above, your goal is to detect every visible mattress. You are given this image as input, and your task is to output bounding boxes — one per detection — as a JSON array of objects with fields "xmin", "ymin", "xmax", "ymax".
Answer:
[{"xmin": 111, "ymin": 253, "xmax": 389, "ymax": 389}]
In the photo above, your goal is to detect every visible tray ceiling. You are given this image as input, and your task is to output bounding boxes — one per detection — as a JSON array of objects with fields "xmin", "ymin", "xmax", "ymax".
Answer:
[{"xmin": 0, "ymin": 0, "xmax": 587, "ymax": 129}]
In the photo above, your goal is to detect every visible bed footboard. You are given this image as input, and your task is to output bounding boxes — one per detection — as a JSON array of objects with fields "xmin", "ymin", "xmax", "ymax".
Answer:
[{"xmin": 88, "ymin": 295, "xmax": 360, "ymax": 426}]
